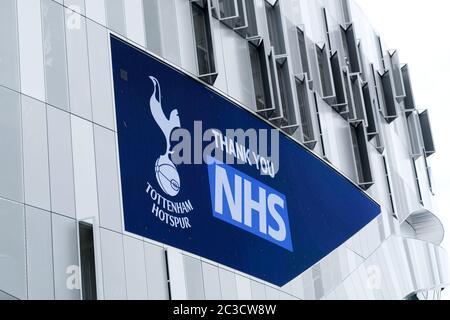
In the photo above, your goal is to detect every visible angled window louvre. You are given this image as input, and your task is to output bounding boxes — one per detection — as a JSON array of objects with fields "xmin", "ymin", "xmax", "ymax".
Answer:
[
  {"xmin": 419, "ymin": 110, "xmax": 436, "ymax": 157},
  {"xmin": 340, "ymin": 23, "xmax": 361, "ymax": 73},
  {"xmin": 249, "ymin": 40, "xmax": 275, "ymax": 113},
  {"xmin": 377, "ymin": 69, "xmax": 398, "ymax": 122},
  {"xmin": 295, "ymin": 75, "xmax": 317, "ymax": 150},
  {"xmin": 265, "ymin": 0, "xmax": 286, "ymax": 55},
  {"xmin": 350, "ymin": 122, "xmax": 374, "ymax": 190},
  {"xmin": 330, "ymin": 51, "xmax": 349, "ymax": 114},
  {"xmin": 406, "ymin": 110, "xmax": 424, "ymax": 159},
  {"xmin": 296, "ymin": 26, "xmax": 311, "ymax": 80},
  {"xmin": 266, "ymin": 48, "xmax": 284, "ymax": 123},
  {"xmin": 362, "ymin": 82, "xmax": 378, "ymax": 138},
  {"xmin": 386, "ymin": 50, "xmax": 406, "ymax": 101},
  {"xmin": 191, "ymin": 0, "xmax": 218, "ymax": 85},
  {"xmin": 213, "ymin": 0, "xmax": 249, "ymax": 31},
  {"xmin": 236, "ymin": 0, "xmax": 259, "ymax": 38},
  {"xmin": 215, "ymin": 0, "xmax": 239, "ymax": 20},
  {"xmin": 314, "ymin": 43, "xmax": 335, "ymax": 100},
  {"xmin": 357, "ymin": 40, "xmax": 367, "ymax": 81},
  {"xmin": 342, "ymin": 68, "xmax": 355, "ymax": 120},
  {"xmin": 401, "ymin": 64, "xmax": 416, "ymax": 111},
  {"xmin": 274, "ymin": 55, "xmax": 299, "ymax": 131},
  {"xmin": 382, "ymin": 155, "xmax": 396, "ymax": 215},
  {"xmin": 349, "ymin": 73, "xmax": 367, "ymax": 124}
]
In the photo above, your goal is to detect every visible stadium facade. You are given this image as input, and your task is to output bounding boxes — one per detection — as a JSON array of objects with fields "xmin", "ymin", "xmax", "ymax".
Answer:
[{"xmin": 0, "ymin": 0, "xmax": 448, "ymax": 300}]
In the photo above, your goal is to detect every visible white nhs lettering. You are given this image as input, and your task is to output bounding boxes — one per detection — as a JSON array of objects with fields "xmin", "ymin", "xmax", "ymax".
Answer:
[{"xmin": 214, "ymin": 165, "xmax": 287, "ymax": 242}]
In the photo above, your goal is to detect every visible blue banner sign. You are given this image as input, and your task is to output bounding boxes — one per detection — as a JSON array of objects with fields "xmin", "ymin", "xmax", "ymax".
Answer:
[{"xmin": 110, "ymin": 35, "xmax": 380, "ymax": 287}]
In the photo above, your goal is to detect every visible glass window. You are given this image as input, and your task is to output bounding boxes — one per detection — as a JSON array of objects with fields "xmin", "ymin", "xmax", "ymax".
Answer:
[
  {"xmin": 191, "ymin": 0, "xmax": 218, "ymax": 84},
  {"xmin": 249, "ymin": 41, "xmax": 272, "ymax": 111},
  {"xmin": 295, "ymin": 77, "xmax": 316, "ymax": 149},
  {"xmin": 79, "ymin": 222, "xmax": 97, "ymax": 300},
  {"xmin": 350, "ymin": 122, "xmax": 373, "ymax": 190},
  {"xmin": 265, "ymin": 0, "xmax": 286, "ymax": 55}
]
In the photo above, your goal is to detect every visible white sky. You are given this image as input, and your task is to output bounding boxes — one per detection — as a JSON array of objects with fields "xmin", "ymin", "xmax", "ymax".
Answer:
[{"xmin": 355, "ymin": 0, "xmax": 450, "ymax": 299}]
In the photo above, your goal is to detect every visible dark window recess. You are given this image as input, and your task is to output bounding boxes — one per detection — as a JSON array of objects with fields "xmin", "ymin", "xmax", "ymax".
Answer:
[
  {"xmin": 315, "ymin": 44, "xmax": 335, "ymax": 99},
  {"xmin": 276, "ymin": 56, "xmax": 298, "ymax": 131},
  {"xmin": 249, "ymin": 41, "xmax": 273, "ymax": 112},
  {"xmin": 313, "ymin": 92, "xmax": 327, "ymax": 158},
  {"xmin": 295, "ymin": 75, "xmax": 317, "ymax": 150},
  {"xmin": 215, "ymin": 0, "xmax": 248, "ymax": 30},
  {"xmin": 362, "ymin": 83, "xmax": 378, "ymax": 138},
  {"xmin": 350, "ymin": 122, "xmax": 374, "ymax": 190},
  {"xmin": 340, "ymin": 23, "xmax": 361, "ymax": 74},
  {"xmin": 401, "ymin": 64, "xmax": 416, "ymax": 111},
  {"xmin": 412, "ymin": 159, "xmax": 424, "ymax": 205},
  {"xmin": 382, "ymin": 155, "xmax": 396, "ymax": 216},
  {"xmin": 191, "ymin": 0, "xmax": 218, "ymax": 85},
  {"xmin": 265, "ymin": 0, "xmax": 286, "ymax": 55},
  {"xmin": 237, "ymin": 0, "xmax": 259, "ymax": 38},
  {"xmin": 79, "ymin": 222, "xmax": 97, "ymax": 300},
  {"xmin": 330, "ymin": 51, "xmax": 348, "ymax": 114},
  {"xmin": 266, "ymin": 50, "xmax": 283, "ymax": 122},
  {"xmin": 378, "ymin": 70, "xmax": 398, "ymax": 122},
  {"xmin": 296, "ymin": 27, "xmax": 311, "ymax": 81},
  {"xmin": 216, "ymin": 0, "xmax": 239, "ymax": 20},
  {"xmin": 419, "ymin": 110, "xmax": 436, "ymax": 157},
  {"xmin": 349, "ymin": 73, "xmax": 366, "ymax": 123},
  {"xmin": 164, "ymin": 250, "xmax": 172, "ymax": 300},
  {"xmin": 387, "ymin": 50, "xmax": 406, "ymax": 101}
]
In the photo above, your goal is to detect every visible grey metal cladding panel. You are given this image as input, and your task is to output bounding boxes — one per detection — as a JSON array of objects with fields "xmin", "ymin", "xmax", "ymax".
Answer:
[
  {"xmin": 94, "ymin": 125, "xmax": 122, "ymax": 232},
  {"xmin": 250, "ymin": 280, "xmax": 267, "ymax": 300},
  {"xmin": 123, "ymin": 235, "xmax": 148, "ymax": 300},
  {"xmin": 0, "ymin": 199, "xmax": 26, "ymax": 300},
  {"xmin": 100, "ymin": 228, "xmax": 127, "ymax": 300},
  {"xmin": 0, "ymin": 87, "xmax": 23, "ymax": 203},
  {"xmin": 0, "ymin": 0, "xmax": 20, "ymax": 91},
  {"xmin": 64, "ymin": 0, "xmax": 85, "ymax": 14},
  {"xmin": 52, "ymin": 213, "xmax": 80, "ymax": 300},
  {"xmin": 22, "ymin": 96, "xmax": 51, "ymax": 211},
  {"xmin": 87, "ymin": 20, "xmax": 115, "ymax": 130},
  {"xmin": 183, "ymin": 255, "xmax": 205, "ymax": 300},
  {"xmin": 143, "ymin": 0, "xmax": 162, "ymax": 55},
  {"xmin": 25, "ymin": 206, "xmax": 55, "ymax": 300},
  {"xmin": 144, "ymin": 242, "xmax": 169, "ymax": 300},
  {"xmin": 218, "ymin": 268, "xmax": 238, "ymax": 299},
  {"xmin": 42, "ymin": 0, "xmax": 70, "ymax": 111},
  {"xmin": 65, "ymin": 11, "xmax": 92, "ymax": 120},
  {"xmin": 202, "ymin": 262, "xmax": 222, "ymax": 300},
  {"xmin": 47, "ymin": 106, "xmax": 76, "ymax": 219},
  {"xmin": 105, "ymin": 0, "xmax": 126, "ymax": 36}
]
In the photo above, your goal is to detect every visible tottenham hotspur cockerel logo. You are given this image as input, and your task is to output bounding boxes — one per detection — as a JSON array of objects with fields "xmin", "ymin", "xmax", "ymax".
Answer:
[{"xmin": 149, "ymin": 76, "xmax": 181, "ymax": 197}]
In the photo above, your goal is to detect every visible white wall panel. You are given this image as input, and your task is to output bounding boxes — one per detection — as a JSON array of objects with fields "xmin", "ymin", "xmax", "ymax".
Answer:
[
  {"xmin": 167, "ymin": 248, "xmax": 187, "ymax": 300},
  {"xmin": 184, "ymin": 255, "xmax": 205, "ymax": 300},
  {"xmin": 202, "ymin": 262, "xmax": 222, "ymax": 300},
  {"xmin": 100, "ymin": 228, "xmax": 127, "ymax": 300},
  {"xmin": 87, "ymin": 20, "xmax": 115, "ymax": 130},
  {"xmin": 175, "ymin": 0, "xmax": 197, "ymax": 74},
  {"xmin": 124, "ymin": 0, "xmax": 146, "ymax": 47},
  {"xmin": 22, "ymin": 96, "xmax": 51, "ymax": 211},
  {"xmin": 0, "ymin": 199, "xmax": 26, "ymax": 300},
  {"xmin": 25, "ymin": 206, "xmax": 54, "ymax": 300},
  {"xmin": 86, "ymin": 0, "xmax": 106, "ymax": 25},
  {"xmin": 123, "ymin": 236, "xmax": 148, "ymax": 300},
  {"xmin": 71, "ymin": 116, "xmax": 99, "ymax": 221},
  {"xmin": 219, "ymin": 268, "xmax": 238, "ymax": 300},
  {"xmin": 144, "ymin": 242, "xmax": 169, "ymax": 300},
  {"xmin": 17, "ymin": 0, "xmax": 45, "ymax": 102},
  {"xmin": 52, "ymin": 213, "xmax": 80, "ymax": 300}
]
